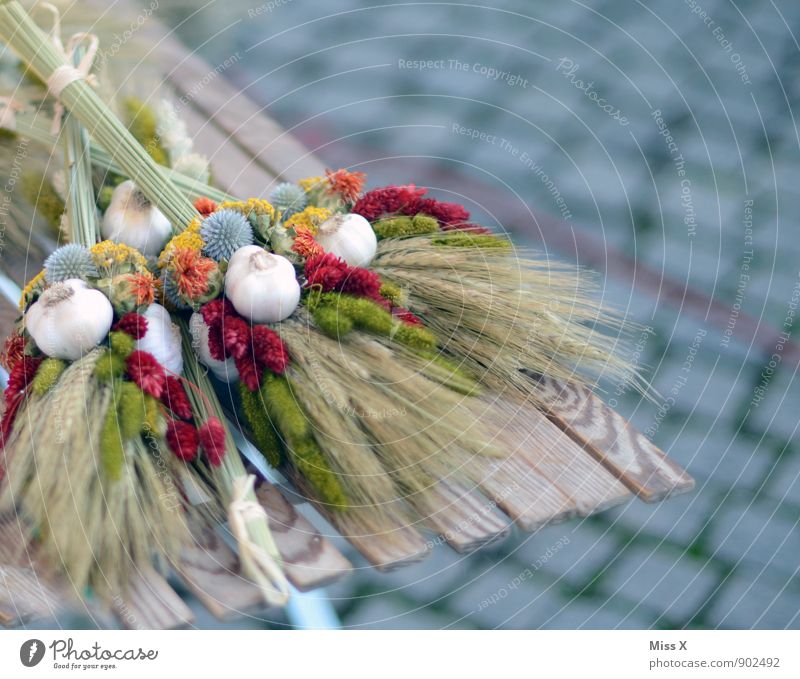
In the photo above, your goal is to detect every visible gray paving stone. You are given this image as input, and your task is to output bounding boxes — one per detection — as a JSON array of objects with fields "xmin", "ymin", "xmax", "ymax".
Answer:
[
  {"xmin": 599, "ymin": 547, "xmax": 719, "ymax": 622},
  {"xmin": 709, "ymin": 568, "xmax": 800, "ymax": 629},
  {"xmin": 605, "ymin": 485, "xmax": 715, "ymax": 546},
  {"xmin": 707, "ymin": 498, "xmax": 800, "ymax": 575}
]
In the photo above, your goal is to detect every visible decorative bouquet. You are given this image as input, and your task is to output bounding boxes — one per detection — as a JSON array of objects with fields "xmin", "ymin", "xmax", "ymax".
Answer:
[{"xmin": 0, "ymin": 0, "xmax": 646, "ymax": 607}]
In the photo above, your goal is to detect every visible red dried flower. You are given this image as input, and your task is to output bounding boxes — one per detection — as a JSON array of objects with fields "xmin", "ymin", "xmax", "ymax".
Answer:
[
  {"xmin": 235, "ymin": 353, "xmax": 261, "ymax": 392},
  {"xmin": 207, "ymin": 322, "xmax": 226, "ymax": 362},
  {"xmin": 166, "ymin": 420, "xmax": 199, "ymax": 462},
  {"xmin": 126, "ymin": 350, "xmax": 166, "ymax": 398},
  {"xmin": 291, "ymin": 226, "xmax": 324, "ymax": 259},
  {"xmin": 0, "ymin": 332, "xmax": 26, "ymax": 372},
  {"xmin": 340, "ymin": 266, "xmax": 382, "ymax": 300},
  {"xmin": 221, "ymin": 315, "xmax": 251, "ymax": 360},
  {"xmin": 352, "ymin": 184, "xmax": 427, "ymax": 221},
  {"xmin": 199, "ymin": 298, "xmax": 235, "ymax": 327},
  {"xmin": 252, "ymin": 325, "xmax": 289, "ymax": 374},
  {"xmin": 5, "ymin": 355, "xmax": 42, "ymax": 397},
  {"xmin": 305, "ymin": 252, "xmax": 349, "ymax": 292},
  {"xmin": 113, "ymin": 312, "xmax": 149, "ymax": 340},
  {"xmin": 417, "ymin": 198, "xmax": 470, "ymax": 226},
  {"xmin": 326, "ymin": 168, "xmax": 366, "ymax": 204},
  {"xmin": 194, "ymin": 197, "xmax": 218, "ymax": 216},
  {"xmin": 199, "ymin": 417, "xmax": 226, "ymax": 467},
  {"xmin": 392, "ymin": 307, "xmax": 423, "ymax": 326},
  {"xmin": 307, "ymin": 264, "xmax": 347, "ymax": 291},
  {"xmin": 1, "ymin": 356, "xmax": 43, "ymax": 449},
  {"xmin": 161, "ymin": 376, "xmax": 193, "ymax": 420}
]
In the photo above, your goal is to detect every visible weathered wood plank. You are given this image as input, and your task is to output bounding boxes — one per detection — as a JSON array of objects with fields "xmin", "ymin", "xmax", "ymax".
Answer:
[
  {"xmin": 533, "ymin": 375, "xmax": 695, "ymax": 502},
  {"xmin": 176, "ymin": 521, "xmax": 267, "ymax": 620},
  {"xmin": 286, "ymin": 471, "xmax": 429, "ymax": 571},
  {"xmin": 473, "ymin": 394, "xmax": 632, "ymax": 528},
  {"xmin": 175, "ymin": 88, "xmax": 279, "ymax": 199},
  {"xmin": 420, "ymin": 480, "xmax": 510, "ymax": 554},
  {"xmin": 117, "ymin": 568, "xmax": 193, "ymax": 630},
  {"xmin": 254, "ymin": 481, "xmax": 352, "ymax": 590}
]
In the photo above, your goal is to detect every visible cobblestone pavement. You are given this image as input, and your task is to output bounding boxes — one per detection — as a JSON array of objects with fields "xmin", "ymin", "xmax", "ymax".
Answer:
[{"xmin": 161, "ymin": 0, "xmax": 800, "ymax": 628}]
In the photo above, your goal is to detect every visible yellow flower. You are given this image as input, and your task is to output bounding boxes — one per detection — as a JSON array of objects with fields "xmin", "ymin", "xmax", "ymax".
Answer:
[
  {"xmin": 283, "ymin": 206, "xmax": 332, "ymax": 234},
  {"xmin": 298, "ymin": 176, "xmax": 325, "ymax": 194},
  {"xmin": 19, "ymin": 270, "xmax": 46, "ymax": 310},
  {"xmin": 90, "ymin": 240, "xmax": 149, "ymax": 275},
  {"xmin": 158, "ymin": 218, "xmax": 203, "ymax": 268},
  {"xmin": 219, "ymin": 198, "xmax": 276, "ymax": 223}
]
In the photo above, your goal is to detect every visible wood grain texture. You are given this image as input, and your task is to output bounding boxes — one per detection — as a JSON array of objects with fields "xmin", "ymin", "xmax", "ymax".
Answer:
[
  {"xmin": 254, "ymin": 481, "xmax": 352, "ymax": 590},
  {"xmin": 421, "ymin": 480, "xmax": 510, "ymax": 553},
  {"xmin": 286, "ymin": 470, "xmax": 430, "ymax": 571},
  {"xmin": 533, "ymin": 375, "xmax": 695, "ymax": 502},
  {"xmin": 473, "ymin": 394, "xmax": 632, "ymax": 529},
  {"xmin": 176, "ymin": 521, "xmax": 268, "ymax": 620},
  {"xmin": 115, "ymin": 569, "xmax": 193, "ymax": 630},
  {"xmin": 116, "ymin": 6, "xmax": 323, "ymax": 183}
]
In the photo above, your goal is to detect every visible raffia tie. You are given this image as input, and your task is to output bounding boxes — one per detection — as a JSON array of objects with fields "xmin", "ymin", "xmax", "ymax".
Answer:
[
  {"xmin": 33, "ymin": 3, "xmax": 99, "ymax": 133},
  {"xmin": 228, "ymin": 474, "xmax": 290, "ymax": 607}
]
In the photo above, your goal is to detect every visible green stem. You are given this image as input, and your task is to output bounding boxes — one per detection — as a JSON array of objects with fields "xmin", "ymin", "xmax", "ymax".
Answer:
[
  {"xmin": 10, "ymin": 114, "xmax": 233, "ymax": 204},
  {"xmin": 0, "ymin": 0, "xmax": 196, "ymax": 232},
  {"xmin": 62, "ymin": 46, "xmax": 99, "ymax": 247}
]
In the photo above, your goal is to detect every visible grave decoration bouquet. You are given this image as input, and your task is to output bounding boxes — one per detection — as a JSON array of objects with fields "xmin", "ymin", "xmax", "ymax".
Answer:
[{"xmin": 0, "ymin": 0, "xmax": 643, "ymax": 557}]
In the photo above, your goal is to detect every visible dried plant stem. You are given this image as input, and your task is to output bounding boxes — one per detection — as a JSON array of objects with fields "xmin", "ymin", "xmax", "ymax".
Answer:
[
  {"xmin": 62, "ymin": 46, "xmax": 99, "ymax": 247},
  {"xmin": 179, "ymin": 319, "xmax": 289, "ymax": 606},
  {"xmin": 9, "ymin": 114, "xmax": 232, "ymax": 204},
  {"xmin": 0, "ymin": 0, "xmax": 196, "ymax": 230}
]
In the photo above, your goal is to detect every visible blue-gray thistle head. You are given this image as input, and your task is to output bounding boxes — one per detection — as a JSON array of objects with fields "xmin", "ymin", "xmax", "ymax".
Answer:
[
  {"xmin": 160, "ymin": 269, "xmax": 190, "ymax": 309},
  {"xmin": 44, "ymin": 244, "xmax": 98, "ymax": 283},
  {"xmin": 200, "ymin": 209, "xmax": 254, "ymax": 261},
  {"xmin": 270, "ymin": 182, "xmax": 307, "ymax": 220}
]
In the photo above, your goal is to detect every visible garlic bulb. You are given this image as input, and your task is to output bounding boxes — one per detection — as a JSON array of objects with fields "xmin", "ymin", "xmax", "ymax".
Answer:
[
  {"xmin": 136, "ymin": 303, "xmax": 183, "ymax": 375},
  {"xmin": 101, "ymin": 180, "xmax": 172, "ymax": 257},
  {"xmin": 26, "ymin": 279, "xmax": 113, "ymax": 361},
  {"xmin": 189, "ymin": 312, "xmax": 239, "ymax": 383},
  {"xmin": 315, "ymin": 213, "xmax": 377, "ymax": 267},
  {"xmin": 224, "ymin": 245, "xmax": 300, "ymax": 323}
]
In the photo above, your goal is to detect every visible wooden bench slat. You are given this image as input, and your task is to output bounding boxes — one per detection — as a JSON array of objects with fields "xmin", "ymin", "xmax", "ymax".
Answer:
[
  {"xmin": 533, "ymin": 376, "xmax": 695, "ymax": 502},
  {"xmin": 176, "ymin": 522, "xmax": 268, "ymax": 620},
  {"xmin": 254, "ymin": 481, "xmax": 352, "ymax": 591},
  {"xmin": 118, "ymin": 568, "xmax": 193, "ymax": 630},
  {"xmin": 421, "ymin": 480, "xmax": 510, "ymax": 554},
  {"xmin": 473, "ymin": 395, "xmax": 632, "ymax": 529},
  {"xmin": 286, "ymin": 472, "xmax": 430, "ymax": 571}
]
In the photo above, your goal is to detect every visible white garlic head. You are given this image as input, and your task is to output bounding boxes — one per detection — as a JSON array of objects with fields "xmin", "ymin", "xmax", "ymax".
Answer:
[
  {"xmin": 136, "ymin": 303, "xmax": 183, "ymax": 375},
  {"xmin": 101, "ymin": 180, "xmax": 172, "ymax": 257},
  {"xmin": 26, "ymin": 279, "xmax": 113, "ymax": 360},
  {"xmin": 224, "ymin": 245, "xmax": 300, "ymax": 323},
  {"xmin": 315, "ymin": 213, "xmax": 377, "ymax": 267}
]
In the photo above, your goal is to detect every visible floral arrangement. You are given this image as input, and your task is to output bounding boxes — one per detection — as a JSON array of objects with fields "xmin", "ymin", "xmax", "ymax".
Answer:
[{"xmin": 0, "ymin": 0, "xmax": 642, "ymax": 603}]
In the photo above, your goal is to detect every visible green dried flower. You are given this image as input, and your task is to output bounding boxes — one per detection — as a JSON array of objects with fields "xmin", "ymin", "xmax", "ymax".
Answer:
[{"xmin": 31, "ymin": 357, "xmax": 66, "ymax": 395}]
